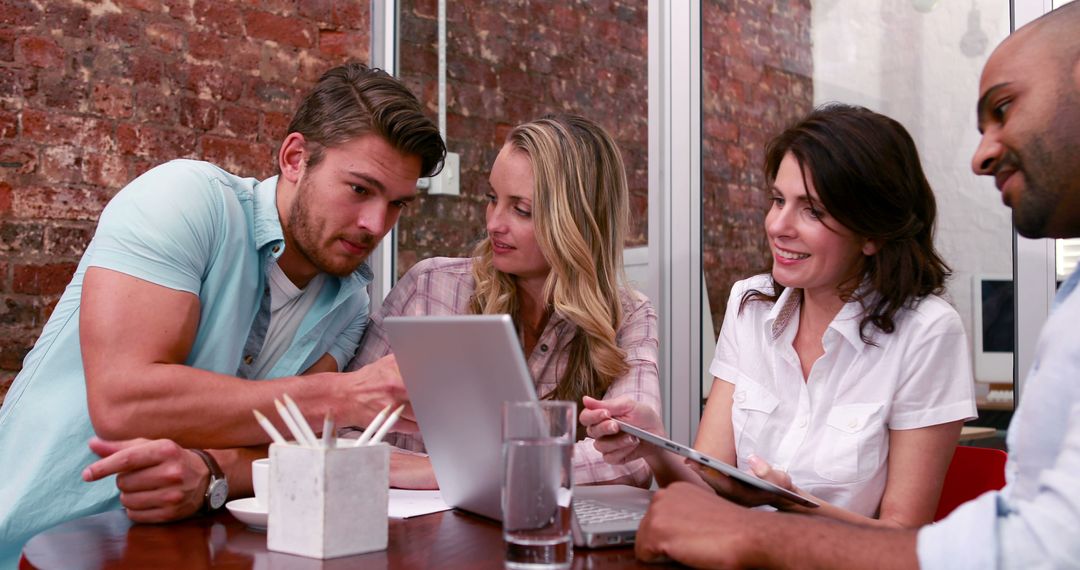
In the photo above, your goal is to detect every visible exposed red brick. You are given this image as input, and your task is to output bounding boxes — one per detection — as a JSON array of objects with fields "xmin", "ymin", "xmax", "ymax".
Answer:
[
  {"xmin": 183, "ymin": 63, "xmax": 248, "ymax": 102},
  {"xmin": 192, "ymin": 0, "xmax": 245, "ymax": 31},
  {"xmin": 94, "ymin": 12, "xmax": 143, "ymax": 46},
  {"xmin": 260, "ymin": 111, "xmax": 291, "ymax": 144},
  {"xmin": 0, "ymin": 181, "xmax": 10, "ymax": 215},
  {"xmin": 11, "ymin": 186, "xmax": 110, "ymax": 222},
  {"xmin": 179, "ymin": 96, "xmax": 219, "ymax": 131},
  {"xmin": 332, "ymin": 0, "xmax": 366, "ymax": 28},
  {"xmin": 82, "ymin": 152, "xmax": 129, "ymax": 189},
  {"xmin": 133, "ymin": 84, "xmax": 180, "ymax": 124},
  {"xmin": 245, "ymin": 11, "xmax": 316, "ymax": 49},
  {"xmin": 318, "ymin": 30, "xmax": 367, "ymax": 59},
  {"xmin": 0, "ymin": 111, "xmax": 17, "ymax": 138},
  {"xmin": 299, "ymin": 0, "xmax": 334, "ymax": 23},
  {"xmin": 0, "ymin": 142, "xmax": 37, "ymax": 175},
  {"xmin": 199, "ymin": 135, "xmax": 274, "ymax": 178},
  {"xmin": 91, "ymin": 83, "xmax": 134, "ymax": 119},
  {"xmin": 116, "ymin": 0, "xmax": 165, "ymax": 12},
  {"xmin": 145, "ymin": 22, "xmax": 187, "ymax": 53},
  {"xmin": 39, "ymin": 145, "xmax": 85, "ymax": 185},
  {"xmin": 0, "ymin": 221, "xmax": 45, "ymax": 255},
  {"xmin": 130, "ymin": 51, "xmax": 164, "ymax": 86},
  {"xmin": 41, "ymin": 73, "xmax": 90, "ymax": 113},
  {"xmin": 0, "ymin": 0, "xmax": 42, "ymax": 27},
  {"xmin": 46, "ymin": 224, "xmax": 96, "ymax": 258},
  {"xmin": 219, "ymin": 105, "xmax": 261, "ymax": 140},
  {"xmin": 12, "ymin": 263, "xmax": 77, "ymax": 295},
  {"xmin": 0, "ymin": 332, "xmax": 35, "ymax": 368},
  {"xmin": 42, "ymin": 2, "xmax": 90, "ymax": 37},
  {"xmin": 115, "ymin": 123, "xmax": 197, "ymax": 159},
  {"xmin": 22, "ymin": 110, "xmax": 114, "ymax": 152},
  {"xmin": 14, "ymin": 36, "xmax": 63, "ymax": 69}
]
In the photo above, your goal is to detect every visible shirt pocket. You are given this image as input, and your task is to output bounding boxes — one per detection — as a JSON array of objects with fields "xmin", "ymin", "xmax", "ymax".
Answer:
[
  {"xmin": 730, "ymin": 376, "xmax": 780, "ymax": 462},
  {"xmin": 813, "ymin": 403, "xmax": 884, "ymax": 483}
]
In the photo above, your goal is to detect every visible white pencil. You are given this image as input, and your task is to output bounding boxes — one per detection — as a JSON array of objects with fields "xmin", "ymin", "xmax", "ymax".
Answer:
[
  {"xmin": 367, "ymin": 404, "xmax": 406, "ymax": 445},
  {"xmin": 282, "ymin": 393, "xmax": 319, "ymax": 447},
  {"xmin": 253, "ymin": 409, "xmax": 287, "ymax": 446},
  {"xmin": 322, "ymin": 412, "xmax": 335, "ymax": 449},
  {"xmin": 355, "ymin": 404, "xmax": 393, "ymax": 447},
  {"xmin": 274, "ymin": 398, "xmax": 314, "ymax": 447}
]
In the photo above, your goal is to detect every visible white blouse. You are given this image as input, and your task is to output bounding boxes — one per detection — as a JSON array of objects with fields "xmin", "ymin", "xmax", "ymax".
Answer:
[{"xmin": 709, "ymin": 274, "xmax": 977, "ymax": 517}]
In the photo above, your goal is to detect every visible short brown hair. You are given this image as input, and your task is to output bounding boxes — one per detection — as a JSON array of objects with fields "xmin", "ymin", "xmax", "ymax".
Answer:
[{"xmin": 284, "ymin": 62, "xmax": 445, "ymax": 177}]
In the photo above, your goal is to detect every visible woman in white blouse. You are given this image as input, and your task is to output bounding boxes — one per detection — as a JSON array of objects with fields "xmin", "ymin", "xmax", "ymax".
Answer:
[{"xmin": 581, "ymin": 103, "xmax": 976, "ymax": 528}]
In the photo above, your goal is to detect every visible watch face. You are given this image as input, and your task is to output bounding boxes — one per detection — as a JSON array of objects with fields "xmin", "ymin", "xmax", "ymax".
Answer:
[{"xmin": 208, "ymin": 480, "xmax": 229, "ymax": 510}]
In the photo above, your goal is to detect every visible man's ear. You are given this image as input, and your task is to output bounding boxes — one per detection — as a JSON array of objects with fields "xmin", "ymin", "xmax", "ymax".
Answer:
[
  {"xmin": 278, "ymin": 132, "xmax": 307, "ymax": 183},
  {"xmin": 862, "ymin": 239, "xmax": 881, "ymax": 256}
]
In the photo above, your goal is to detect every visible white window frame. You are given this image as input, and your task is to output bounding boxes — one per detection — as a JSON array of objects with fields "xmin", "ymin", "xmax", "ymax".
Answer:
[{"xmin": 648, "ymin": 0, "xmax": 701, "ymax": 444}]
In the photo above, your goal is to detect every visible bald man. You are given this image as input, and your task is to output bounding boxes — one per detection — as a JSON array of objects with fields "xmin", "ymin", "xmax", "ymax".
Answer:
[{"xmin": 628, "ymin": 5, "xmax": 1080, "ymax": 569}]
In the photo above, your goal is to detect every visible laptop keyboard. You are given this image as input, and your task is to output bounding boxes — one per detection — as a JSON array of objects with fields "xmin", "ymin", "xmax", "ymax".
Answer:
[{"xmin": 573, "ymin": 499, "xmax": 646, "ymax": 524}]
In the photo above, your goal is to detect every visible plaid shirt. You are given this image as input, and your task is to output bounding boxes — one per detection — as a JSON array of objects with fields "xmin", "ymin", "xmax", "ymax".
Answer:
[{"xmin": 348, "ymin": 256, "xmax": 661, "ymax": 487}]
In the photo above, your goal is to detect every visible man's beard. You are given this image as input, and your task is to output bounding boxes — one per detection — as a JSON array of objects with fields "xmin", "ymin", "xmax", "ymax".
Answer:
[{"xmin": 287, "ymin": 178, "xmax": 377, "ymax": 277}]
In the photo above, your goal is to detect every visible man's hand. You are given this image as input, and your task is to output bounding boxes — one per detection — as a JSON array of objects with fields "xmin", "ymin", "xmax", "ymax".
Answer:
[
  {"xmin": 636, "ymin": 481, "xmax": 758, "ymax": 568},
  {"xmin": 580, "ymin": 395, "xmax": 664, "ymax": 464},
  {"xmin": 343, "ymin": 354, "xmax": 418, "ymax": 433},
  {"xmin": 389, "ymin": 449, "xmax": 439, "ymax": 489},
  {"xmin": 82, "ymin": 437, "xmax": 209, "ymax": 523}
]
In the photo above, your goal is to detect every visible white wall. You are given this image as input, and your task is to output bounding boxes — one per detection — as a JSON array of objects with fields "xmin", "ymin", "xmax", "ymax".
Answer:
[{"xmin": 812, "ymin": 0, "xmax": 1012, "ymax": 382}]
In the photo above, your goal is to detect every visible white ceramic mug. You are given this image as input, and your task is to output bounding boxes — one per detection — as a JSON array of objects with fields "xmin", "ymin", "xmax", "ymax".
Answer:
[{"xmin": 251, "ymin": 458, "xmax": 270, "ymax": 511}]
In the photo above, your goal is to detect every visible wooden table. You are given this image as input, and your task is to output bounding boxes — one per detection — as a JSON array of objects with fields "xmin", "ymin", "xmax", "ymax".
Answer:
[
  {"xmin": 20, "ymin": 509, "xmax": 673, "ymax": 569},
  {"xmin": 959, "ymin": 425, "xmax": 999, "ymax": 442}
]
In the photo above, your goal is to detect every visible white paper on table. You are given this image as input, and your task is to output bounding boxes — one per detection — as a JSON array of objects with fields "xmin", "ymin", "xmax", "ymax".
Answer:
[{"xmin": 388, "ymin": 489, "xmax": 452, "ymax": 519}]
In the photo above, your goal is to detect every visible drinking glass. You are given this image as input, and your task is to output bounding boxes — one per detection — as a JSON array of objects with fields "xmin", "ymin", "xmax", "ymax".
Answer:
[{"xmin": 501, "ymin": 400, "xmax": 576, "ymax": 569}]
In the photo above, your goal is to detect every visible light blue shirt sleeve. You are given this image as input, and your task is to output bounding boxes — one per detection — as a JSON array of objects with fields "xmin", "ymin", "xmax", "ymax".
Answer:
[
  {"xmin": 917, "ymin": 402, "xmax": 1080, "ymax": 569},
  {"xmin": 328, "ymin": 296, "xmax": 369, "ymax": 370},
  {"xmin": 89, "ymin": 161, "xmax": 226, "ymax": 294}
]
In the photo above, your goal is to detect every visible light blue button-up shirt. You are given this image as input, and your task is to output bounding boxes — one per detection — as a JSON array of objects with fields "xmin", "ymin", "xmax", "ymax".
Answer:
[
  {"xmin": 0, "ymin": 160, "xmax": 371, "ymax": 556},
  {"xmin": 917, "ymin": 267, "xmax": 1080, "ymax": 569}
]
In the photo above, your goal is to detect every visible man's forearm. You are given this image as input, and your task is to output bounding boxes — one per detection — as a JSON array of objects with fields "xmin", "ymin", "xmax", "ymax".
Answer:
[
  {"xmin": 88, "ymin": 365, "xmax": 347, "ymax": 448},
  {"xmin": 745, "ymin": 510, "xmax": 921, "ymax": 569}
]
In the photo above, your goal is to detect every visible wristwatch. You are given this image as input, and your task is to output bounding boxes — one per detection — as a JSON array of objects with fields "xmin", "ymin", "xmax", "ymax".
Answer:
[{"xmin": 189, "ymin": 449, "xmax": 229, "ymax": 513}]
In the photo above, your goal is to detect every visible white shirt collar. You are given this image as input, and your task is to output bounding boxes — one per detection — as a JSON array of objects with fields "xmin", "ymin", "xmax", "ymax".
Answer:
[{"xmin": 762, "ymin": 285, "xmax": 874, "ymax": 353}]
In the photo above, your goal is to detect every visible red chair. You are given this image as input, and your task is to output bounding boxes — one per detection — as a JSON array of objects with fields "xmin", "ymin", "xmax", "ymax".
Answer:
[{"xmin": 934, "ymin": 445, "xmax": 1008, "ymax": 521}]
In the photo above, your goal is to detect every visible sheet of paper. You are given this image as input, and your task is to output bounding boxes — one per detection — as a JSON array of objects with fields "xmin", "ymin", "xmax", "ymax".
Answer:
[{"xmin": 388, "ymin": 489, "xmax": 451, "ymax": 519}]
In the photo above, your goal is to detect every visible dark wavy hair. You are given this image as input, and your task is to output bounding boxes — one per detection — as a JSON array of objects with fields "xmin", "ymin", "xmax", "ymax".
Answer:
[
  {"xmin": 281, "ymin": 62, "xmax": 446, "ymax": 177},
  {"xmin": 742, "ymin": 103, "xmax": 950, "ymax": 344}
]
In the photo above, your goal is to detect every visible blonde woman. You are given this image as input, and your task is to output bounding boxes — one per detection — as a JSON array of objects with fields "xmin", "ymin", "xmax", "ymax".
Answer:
[{"xmin": 348, "ymin": 114, "xmax": 660, "ymax": 489}]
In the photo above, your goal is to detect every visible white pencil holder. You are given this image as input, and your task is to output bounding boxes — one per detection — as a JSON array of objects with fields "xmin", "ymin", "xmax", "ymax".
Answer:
[{"xmin": 266, "ymin": 442, "xmax": 390, "ymax": 559}]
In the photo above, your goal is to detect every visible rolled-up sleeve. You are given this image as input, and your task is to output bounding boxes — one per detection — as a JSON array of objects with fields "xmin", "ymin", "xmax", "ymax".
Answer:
[{"xmin": 917, "ymin": 403, "xmax": 1080, "ymax": 569}]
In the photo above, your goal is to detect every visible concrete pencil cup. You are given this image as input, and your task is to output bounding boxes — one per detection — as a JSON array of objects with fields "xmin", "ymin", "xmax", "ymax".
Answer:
[{"xmin": 266, "ymin": 442, "xmax": 390, "ymax": 559}]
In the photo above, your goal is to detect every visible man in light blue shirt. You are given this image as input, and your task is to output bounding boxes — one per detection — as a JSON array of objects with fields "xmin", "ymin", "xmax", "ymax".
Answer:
[
  {"xmin": 0, "ymin": 63, "xmax": 446, "ymax": 560},
  {"xmin": 626, "ymin": 5, "xmax": 1080, "ymax": 568}
]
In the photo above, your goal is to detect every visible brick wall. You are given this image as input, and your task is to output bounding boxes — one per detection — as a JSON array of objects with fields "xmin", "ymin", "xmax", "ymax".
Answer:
[
  {"xmin": 701, "ymin": 0, "xmax": 813, "ymax": 336},
  {"xmin": 0, "ymin": 0, "xmax": 370, "ymax": 403},
  {"xmin": 394, "ymin": 0, "xmax": 649, "ymax": 271}
]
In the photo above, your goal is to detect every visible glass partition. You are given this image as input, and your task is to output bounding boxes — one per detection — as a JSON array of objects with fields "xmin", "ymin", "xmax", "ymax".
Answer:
[{"xmin": 699, "ymin": 1, "xmax": 1014, "ymax": 431}]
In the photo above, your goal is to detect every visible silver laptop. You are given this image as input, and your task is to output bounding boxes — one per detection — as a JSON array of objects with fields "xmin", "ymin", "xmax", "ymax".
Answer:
[{"xmin": 383, "ymin": 314, "xmax": 650, "ymax": 548}]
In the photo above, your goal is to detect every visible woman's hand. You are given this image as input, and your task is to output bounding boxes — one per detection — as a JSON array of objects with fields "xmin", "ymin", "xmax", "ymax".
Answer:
[
  {"xmin": 389, "ymin": 448, "xmax": 439, "ymax": 489},
  {"xmin": 688, "ymin": 454, "xmax": 810, "ymax": 511},
  {"xmin": 580, "ymin": 395, "xmax": 665, "ymax": 465}
]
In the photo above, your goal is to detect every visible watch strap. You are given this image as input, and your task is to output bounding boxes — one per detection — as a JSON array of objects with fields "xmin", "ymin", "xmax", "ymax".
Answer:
[{"xmin": 189, "ymin": 448, "xmax": 227, "ymax": 512}]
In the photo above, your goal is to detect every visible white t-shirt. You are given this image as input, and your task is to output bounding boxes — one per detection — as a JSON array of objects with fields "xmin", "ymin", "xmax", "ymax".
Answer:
[
  {"xmin": 709, "ymin": 274, "xmax": 977, "ymax": 517},
  {"xmin": 251, "ymin": 262, "xmax": 326, "ymax": 379}
]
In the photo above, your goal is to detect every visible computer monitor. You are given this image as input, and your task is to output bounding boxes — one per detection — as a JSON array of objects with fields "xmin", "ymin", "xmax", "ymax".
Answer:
[{"xmin": 971, "ymin": 275, "xmax": 1014, "ymax": 384}]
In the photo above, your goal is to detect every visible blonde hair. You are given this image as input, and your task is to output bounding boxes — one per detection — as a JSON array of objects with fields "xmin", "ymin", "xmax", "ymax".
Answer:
[{"xmin": 470, "ymin": 114, "xmax": 630, "ymax": 408}]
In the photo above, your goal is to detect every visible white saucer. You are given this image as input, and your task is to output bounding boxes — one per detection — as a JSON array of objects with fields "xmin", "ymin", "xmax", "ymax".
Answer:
[{"xmin": 226, "ymin": 498, "xmax": 268, "ymax": 530}]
